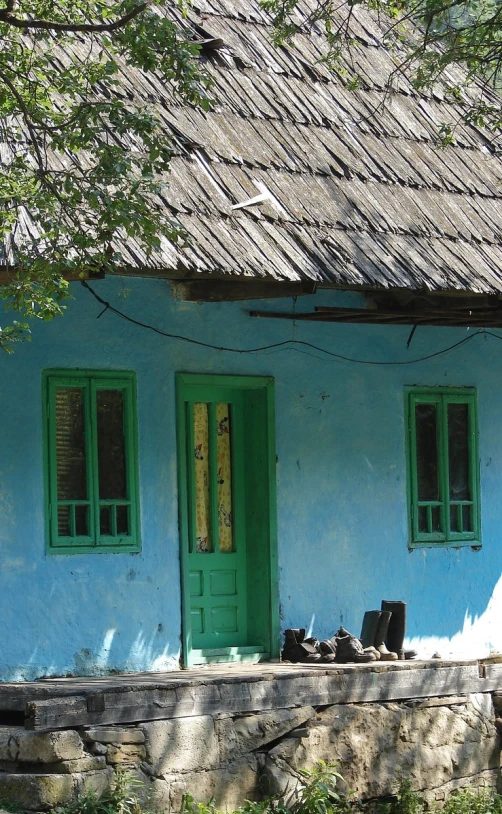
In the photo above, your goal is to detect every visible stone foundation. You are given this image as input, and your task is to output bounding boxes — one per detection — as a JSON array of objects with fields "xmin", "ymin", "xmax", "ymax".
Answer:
[{"xmin": 0, "ymin": 694, "xmax": 499, "ymax": 811}]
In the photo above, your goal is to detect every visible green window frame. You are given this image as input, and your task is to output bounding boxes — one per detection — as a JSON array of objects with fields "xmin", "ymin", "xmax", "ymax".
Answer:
[
  {"xmin": 44, "ymin": 370, "xmax": 140, "ymax": 554},
  {"xmin": 406, "ymin": 387, "xmax": 480, "ymax": 549}
]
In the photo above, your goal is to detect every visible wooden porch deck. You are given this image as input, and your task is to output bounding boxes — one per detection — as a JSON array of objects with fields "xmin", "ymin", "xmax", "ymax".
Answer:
[{"xmin": 1, "ymin": 659, "xmax": 501, "ymax": 732}]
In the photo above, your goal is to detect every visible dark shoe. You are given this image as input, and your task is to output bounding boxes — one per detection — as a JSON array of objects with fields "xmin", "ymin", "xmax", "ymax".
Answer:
[
  {"xmin": 333, "ymin": 627, "xmax": 376, "ymax": 663},
  {"xmin": 320, "ymin": 652, "xmax": 337, "ymax": 664},
  {"xmin": 319, "ymin": 636, "xmax": 337, "ymax": 657},
  {"xmin": 304, "ymin": 636, "xmax": 321, "ymax": 651},
  {"xmin": 282, "ymin": 629, "xmax": 322, "ymax": 663},
  {"xmin": 374, "ymin": 611, "xmax": 398, "ymax": 660},
  {"xmin": 381, "ymin": 600, "xmax": 417, "ymax": 660}
]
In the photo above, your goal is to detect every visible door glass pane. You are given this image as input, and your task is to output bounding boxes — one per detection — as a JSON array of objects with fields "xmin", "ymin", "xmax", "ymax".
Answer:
[
  {"xmin": 216, "ymin": 403, "xmax": 233, "ymax": 552},
  {"xmin": 415, "ymin": 403, "xmax": 439, "ymax": 501},
  {"xmin": 55, "ymin": 388, "xmax": 87, "ymax": 500},
  {"xmin": 194, "ymin": 403, "xmax": 211, "ymax": 552},
  {"xmin": 448, "ymin": 403, "xmax": 470, "ymax": 501},
  {"xmin": 97, "ymin": 390, "xmax": 127, "ymax": 500}
]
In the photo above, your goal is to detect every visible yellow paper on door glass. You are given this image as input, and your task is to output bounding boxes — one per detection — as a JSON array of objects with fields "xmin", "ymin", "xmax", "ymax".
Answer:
[
  {"xmin": 194, "ymin": 403, "xmax": 211, "ymax": 552},
  {"xmin": 216, "ymin": 403, "xmax": 233, "ymax": 552}
]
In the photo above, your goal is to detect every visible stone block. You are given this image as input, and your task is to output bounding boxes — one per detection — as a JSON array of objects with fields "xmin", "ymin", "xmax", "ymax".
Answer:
[
  {"xmin": 106, "ymin": 744, "xmax": 147, "ymax": 764},
  {"xmin": 0, "ymin": 727, "xmax": 84, "ymax": 763},
  {"xmin": 215, "ymin": 706, "xmax": 315, "ymax": 762},
  {"xmin": 142, "ymin": 716, "xmax": 218, "ymax": 775},
  {"xmin": 147, "ymin": 778, "xmax": 171, "ymax": 813},
  {"xmin": 44, "ymin": 755, "xmax": 107, "ymax": 774},
  {"xmin": 73, "ymin": 768, "xmax": 114, "ymax": 798},
  {"xmin": 83, "ymin": 727, "xmax": 145, "ymax": 744},
  {"xmin": 90, "ymin": 743, "xmax": 108, "ymax": 756},
  {"xmin": 0, "ymin": 773, "xmax": 73, "ymax": 810},
  {"xmin": 167, "ymin": 754, "xmax": 261, "ymax": 812},
  {"xmin": 264, "ymin": 695, "xmax": 499, "ymax": 801}
]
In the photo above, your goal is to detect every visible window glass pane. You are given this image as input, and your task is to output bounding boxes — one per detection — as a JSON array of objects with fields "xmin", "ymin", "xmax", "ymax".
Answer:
[
  {"xmin": 100, "ymin": 506, "xmax": 112, "ymax": 535},
  {"xmin": 194, "ymin": 403, "xmax": 212, "ymax": 552},
  {"xmin": 55, "ymin": 388, "xmax": 87, "ymax": 501},
  {"xmin": 431, "ymin": 506, "xmax": 441, "ymax": 532},
  {"xmin": 216, "ymin": 403, "xmax": 233, "ymax": 552},
  {"xmin": 448, "ymin": 403, "xmax": 470, "ymax": 501},
  {"xmin": 75, "ymin": 506, "xmax": 89, "ymax": 536},
  {"xmin": 58, "ymin": 505, "xmax": 71, "ymax": 537},
  {"xmin": 97, "ymin": 390, "xmax": 127, "ymax": 500},
  {"xmin": 415, "ymin": 403, "xmax": 439, "ymax": 501},
  {"xmin": 418, "ymin": 505, "xmax": 428, "ymax": 533},
  {"xmin": 462, "ymin": 504, "xmax": 472, "ymax": 532},
  {"xmin": 450, "ymin": 504, "xmax": 459, "ymax": 533},
  {"xmin": 117, "ymin": 505, "xmax": 129, "ymax": 535}
]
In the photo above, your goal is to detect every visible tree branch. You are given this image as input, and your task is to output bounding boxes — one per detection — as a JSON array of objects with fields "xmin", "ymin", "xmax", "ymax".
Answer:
[{"xmin": 0, "ymin": 1, "xmax": 150, "ymax": 32}]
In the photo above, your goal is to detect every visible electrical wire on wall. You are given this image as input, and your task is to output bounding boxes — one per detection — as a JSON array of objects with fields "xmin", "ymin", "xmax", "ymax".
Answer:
[{"xmin": 81, "ymin": 280, "xmax": 502, "ymax": 367}]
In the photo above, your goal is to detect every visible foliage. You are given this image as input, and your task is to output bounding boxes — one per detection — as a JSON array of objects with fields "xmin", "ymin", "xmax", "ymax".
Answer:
[
  {"xmin": 292, "ymin": 760, "xmax": 351, "ymax": 814},
  {"xmin": 442, "ymin": 788, "xmax": 502, "ymax": 814},
  {"xmin": 49, "ymin": 763, "xmax": 502, "ymax": 814},
  {"xmin": 375, "ymin": 779, "xmax": 425, "ymax": 814},
  {"xmin": 0, "ymin": 0, "xmax": 211, "ymax": 350},
  {"xmin": 0, "ymin": 800, "xmax": 25, "ymax": 813},
  {"xmin": 180, "ymin": 761, "xmax": 350, "ymax": 814},
  {"xmin": 53, "ymin": 771, "xmax": 147, "ymax": 814}
]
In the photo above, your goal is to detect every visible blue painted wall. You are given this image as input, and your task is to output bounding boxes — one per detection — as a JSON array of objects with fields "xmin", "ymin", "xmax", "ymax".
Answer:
[{"xmin": 1, "ymin": 276, "xmax": 501, "ymax": 680}]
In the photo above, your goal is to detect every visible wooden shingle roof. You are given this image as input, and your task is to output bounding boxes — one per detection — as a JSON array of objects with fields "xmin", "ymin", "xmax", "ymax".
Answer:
[{"xmin": 6, "ymin": 0, "xmax": 502, "ymax": 295}]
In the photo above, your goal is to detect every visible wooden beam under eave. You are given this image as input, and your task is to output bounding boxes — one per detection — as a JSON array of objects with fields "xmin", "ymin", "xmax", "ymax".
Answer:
[{"xmin": 172, "ymin": 279, "xmax": 317, "ymax": 302}]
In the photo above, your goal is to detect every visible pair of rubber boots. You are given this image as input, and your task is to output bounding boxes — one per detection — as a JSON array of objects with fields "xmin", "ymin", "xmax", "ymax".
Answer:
[{"xmin": 360, "ymin": 600, "xmax": 417, "ymax": 661}]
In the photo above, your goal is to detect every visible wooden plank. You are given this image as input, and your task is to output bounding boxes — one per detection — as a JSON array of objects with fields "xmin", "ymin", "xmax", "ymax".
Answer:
[
  {"xmin": 173, "ymin": 279, "xmax": 317, "ymax": 301},
  {"xmin": 24, "ymin": 663, "xmax": 492, "ymax": 731},
  {"xmin": 249, "ymin": 308, "xmax": 502, "ymax": 327}
]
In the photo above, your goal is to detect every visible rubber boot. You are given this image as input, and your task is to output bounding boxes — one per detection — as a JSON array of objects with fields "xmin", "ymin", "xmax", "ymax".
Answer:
[
  {"xmin": 360, "ymin": 610, "xmax": 382, "ymax": 648},
  {"xmin": 381, "ymin": 600, "xmax": 417, "ymax": 660},
  {"xmin": 374, "ymin": 611, "xmax": 398, "ymax": 660},
  {"xmin": 359, "ymin": 610, "xmax": 381, "ymax": 659}
]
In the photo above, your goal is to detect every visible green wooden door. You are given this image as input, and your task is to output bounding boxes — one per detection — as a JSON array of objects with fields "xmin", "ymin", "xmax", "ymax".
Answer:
[
  {"xmin": 177, "ymin": 373, "xmax": 280, "ymax": 666},
  {"xmin": 182, "ymin": 385, "xmax": 248, "ymax": 650}
]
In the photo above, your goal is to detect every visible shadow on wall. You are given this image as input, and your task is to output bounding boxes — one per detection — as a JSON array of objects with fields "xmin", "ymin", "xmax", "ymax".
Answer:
[{"xmin": 2, "ymin": 625, "xmax": 180, "ymax": 682}]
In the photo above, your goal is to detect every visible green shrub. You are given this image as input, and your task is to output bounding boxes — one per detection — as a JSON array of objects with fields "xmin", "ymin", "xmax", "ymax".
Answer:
[
  {"xmin": 442, "ymin": 788, "xmax": 502, "ymax": 814},
  {"xmin": 53, "ymin": 771, "xmax": 146, "ymax": 814}
]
